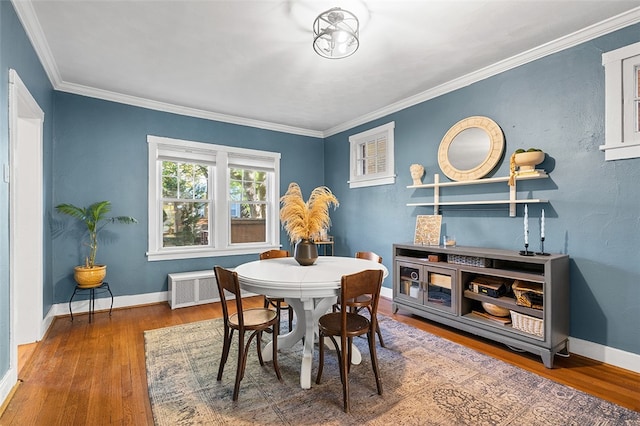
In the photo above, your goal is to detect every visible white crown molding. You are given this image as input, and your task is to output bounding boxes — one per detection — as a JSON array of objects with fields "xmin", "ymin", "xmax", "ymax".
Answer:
[
  {"xmin": 11, "ymin": 2, "xmax": 640, "ymax": 137},
  {"xmin": 323, "ymin": 6, "xmax": 640, "ymax": 137},
  {"xmin": 55, "ymin": 81, "xmax": 324, "ymax": 138},
  {"xmin": 10, "ymin": 0, "xmax": 62, "ymax": 87}
]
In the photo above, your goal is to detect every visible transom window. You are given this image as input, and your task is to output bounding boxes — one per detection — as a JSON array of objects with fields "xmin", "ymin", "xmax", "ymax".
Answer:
[
  {"xmin": 147, "ymin": 135, "xmax": 280, "ymax": 261},
  {"xmin": 348, "ymin": 121, "xmax": 396, "ymax": 188}
]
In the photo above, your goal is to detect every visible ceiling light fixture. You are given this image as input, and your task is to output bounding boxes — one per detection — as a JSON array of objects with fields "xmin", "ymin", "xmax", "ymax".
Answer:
[{"xmin": 313, "ymin": 7, "xmax": 359, "ymax": 59}]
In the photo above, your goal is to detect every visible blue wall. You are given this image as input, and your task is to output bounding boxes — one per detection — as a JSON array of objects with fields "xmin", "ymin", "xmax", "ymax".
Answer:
[
  {"xmin": 1, "ymin": 3, "xmax": 639, "ymax": 393},
  {"xmin": 0, "ymin": 1, "xmax": 54, "ymax": 383},
  {"xmin": 325, "ymin": 24, "xmax": 640, "ymax": 356},
  {"xmin": 51, "ymin": 93, "xmax": 324, "ymax": 303}
]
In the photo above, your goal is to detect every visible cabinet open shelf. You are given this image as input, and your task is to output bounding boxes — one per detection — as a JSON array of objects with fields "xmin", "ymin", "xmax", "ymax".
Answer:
[
  {"xmin": 463, "ymin": 290, "xmax": 543, "ymax": 319},
  {"xmin": 392, "ymin": 243, "xmax": 569, "ymax": 368},
  {"xmin": 407, "ymin": 172, "xmax": 549, "ymax": 217},
  {"xmin": 462, "ymin": 312, "xmax": 545, "ymax": 341}
]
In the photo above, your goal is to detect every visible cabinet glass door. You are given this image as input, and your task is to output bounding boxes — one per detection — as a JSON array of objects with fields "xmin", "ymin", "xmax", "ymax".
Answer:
[
  {"xmin": 424, "ymin": 269, "xmax": 455, "ymax": 314},
  {"xmin": 398, "ymin": 263, "xmax": 423, "ymax": 303}
]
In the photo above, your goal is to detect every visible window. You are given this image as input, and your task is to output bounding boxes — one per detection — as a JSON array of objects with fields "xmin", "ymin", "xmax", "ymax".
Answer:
[
  {"xmin": 348, "ymin": 121, "xmax": 396, "ymax": 188},
  {"xmin": 147, "ymin": 135, "xmax": 280, "ymax": 261},
  {"xmin": 601, "ymin": 42, "xmax": 640, "ymax": 160}
]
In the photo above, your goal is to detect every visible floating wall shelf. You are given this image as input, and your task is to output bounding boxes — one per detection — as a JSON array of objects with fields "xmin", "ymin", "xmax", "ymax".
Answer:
[{"xmin": 406, "ymin": 173, "xmax": 549, "ymax": 217}]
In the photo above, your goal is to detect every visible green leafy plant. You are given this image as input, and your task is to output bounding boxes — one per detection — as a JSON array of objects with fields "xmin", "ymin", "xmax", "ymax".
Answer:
[{"xmin": 55, "ymin": 200, "xmax": 137, "ymax": 268}]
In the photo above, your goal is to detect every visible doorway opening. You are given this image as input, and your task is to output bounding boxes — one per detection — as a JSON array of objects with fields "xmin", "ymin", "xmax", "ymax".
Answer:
[{"xmin": 8, "ymin": 69, "xmax": 45, "ymax": 378}]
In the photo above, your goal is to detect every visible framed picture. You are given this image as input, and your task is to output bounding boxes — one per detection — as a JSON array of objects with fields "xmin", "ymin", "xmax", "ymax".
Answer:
[{"xmin": 414, "ymin": 215, "xmax": 442, "ymax": 245}]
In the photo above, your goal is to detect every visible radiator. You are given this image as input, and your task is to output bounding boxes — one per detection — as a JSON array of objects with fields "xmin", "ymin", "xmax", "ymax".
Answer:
[
  {"xmin": 168, "ymin": 270, "xmax": 220, "ymax": 309},
  {"xmin": 167, "ymin": 269, "xmax": 255, "ymax": 309}
]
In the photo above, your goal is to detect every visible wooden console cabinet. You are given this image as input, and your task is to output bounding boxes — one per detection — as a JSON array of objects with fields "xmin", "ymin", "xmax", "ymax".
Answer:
[{"xmin": 392, "ymin": 243, "xmax": 570, "ymax": 368}]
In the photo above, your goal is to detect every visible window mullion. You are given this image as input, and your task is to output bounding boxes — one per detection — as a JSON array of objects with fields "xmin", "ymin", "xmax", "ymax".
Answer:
[{"xmin": 215, "ymin": 151, "xmax": 229, "ymax": 249}]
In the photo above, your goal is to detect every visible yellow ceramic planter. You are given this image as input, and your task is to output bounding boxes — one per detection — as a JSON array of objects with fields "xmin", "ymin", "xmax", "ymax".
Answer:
[{"xmin": 74, "ymin": 265, "xmax": 106, "ymax": 288}]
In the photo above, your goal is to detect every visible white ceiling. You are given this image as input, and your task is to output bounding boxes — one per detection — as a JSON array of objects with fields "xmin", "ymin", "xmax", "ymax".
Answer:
[{"xmin": 13, "ymin": 0, "xmax": 640, "ymax": 137}]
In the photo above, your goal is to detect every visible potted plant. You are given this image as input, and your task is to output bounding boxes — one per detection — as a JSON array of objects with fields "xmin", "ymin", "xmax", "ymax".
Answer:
[
  {"xmin": 509, "ymin": 148, "xmax": 546, "ymax": 185},
  {"xmin": 279, "ymin": 183, "xmax": 339, "ymax": 265},
  {"xmin": 513, "ymin": 148, "xmax": 545, "ymax": 172},
  {"xmin": 55, "ymin": 200, "xmax": 137, "ymax": 287}
]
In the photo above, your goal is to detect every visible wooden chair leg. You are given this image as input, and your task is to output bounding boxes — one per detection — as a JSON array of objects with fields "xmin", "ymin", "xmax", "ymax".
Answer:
[
  {"xmin": 368, "ymin": 330, "xmax": 383, "ymax": 395},
  {"xmin": 341, "ymin": 335, "xmax": 350, "ymax": 413},
  {"xmin": 217, "ymin": 326, "xmax": 233, "ymax": 381},
  {"xmin": 272, "ymin": 316, "xmax": 282, "ymax": 381},
  {"xmin": 287, "ymin": 306, "xmax": 293, "ymax": 332},
  {"xmin": 315, "ymin": 335, "xmax": 325, "ymax": 384},
  {"xmin": 375, "ymin": 322, "xmax": 385, "ymax": 347},
  {"xmin": 365, "ymin": 305, "xmax": 385, "ymax": 347},
  {"xmin": 233, "ymin": 330, "xmax": 245, "ymax": 401},
  {"xmin": 256, "ymin": 331, "xmax": 265, "ymax": 366}
]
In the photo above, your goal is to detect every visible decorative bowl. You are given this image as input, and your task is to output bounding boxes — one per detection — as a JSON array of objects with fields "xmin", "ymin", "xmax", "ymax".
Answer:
[
  {"xmin": 514, "ymin": 151, "xmax": 545, "ymax": 172},
  {"xmin": 481, "ymin": 302, "xmax": 510, "ymax": 317}
]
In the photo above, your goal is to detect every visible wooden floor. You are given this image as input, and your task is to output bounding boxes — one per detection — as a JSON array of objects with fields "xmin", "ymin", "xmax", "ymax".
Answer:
[{"xmin": 1, "ymin": 297, "xmax": 638, "ymax": 425}]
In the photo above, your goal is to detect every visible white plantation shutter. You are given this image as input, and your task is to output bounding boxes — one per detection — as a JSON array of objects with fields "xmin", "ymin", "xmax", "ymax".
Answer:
[
  {"xmin": 349, "ymin": 122, "xmax": 396, "ymax": 188},
  {"xmin": 601, "ymin": 42, "xmax": 640, "ymax": 160}
]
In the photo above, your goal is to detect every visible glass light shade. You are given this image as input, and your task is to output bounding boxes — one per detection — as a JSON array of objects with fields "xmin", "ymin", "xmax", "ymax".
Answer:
[{"xmin": 313, "ymin": 7, "xmax": 359, "ymax": 59}]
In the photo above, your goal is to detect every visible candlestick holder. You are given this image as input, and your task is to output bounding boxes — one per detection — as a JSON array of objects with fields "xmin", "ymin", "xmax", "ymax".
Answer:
[
  {"xmin": 519, "ymin": 243, "xmax": 534, "ymax": 256},
  {"xmin": 535, "ymin": 237, "xmax": 550, "ymax": 256}
]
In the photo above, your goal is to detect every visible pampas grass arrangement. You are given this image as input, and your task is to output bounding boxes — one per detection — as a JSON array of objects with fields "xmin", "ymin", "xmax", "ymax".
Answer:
[{"xmin": 280, "ymin": 182, "xmax": 339, "ymax": 243}]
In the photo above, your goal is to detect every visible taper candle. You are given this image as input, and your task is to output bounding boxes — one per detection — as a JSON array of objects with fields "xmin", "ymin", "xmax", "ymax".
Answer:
[
  {"xmin": 524, "ymin": 204, "xmax": 529, "ymax": 245},
  {"xmin": 541, "ymin": 209, "xmax": 545, "ymax": 238}
]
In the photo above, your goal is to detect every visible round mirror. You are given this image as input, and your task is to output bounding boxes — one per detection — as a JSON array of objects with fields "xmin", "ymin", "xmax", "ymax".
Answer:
[{"xmin": 437, "ymin": 116, "xmax": 504, "ymax": 181}]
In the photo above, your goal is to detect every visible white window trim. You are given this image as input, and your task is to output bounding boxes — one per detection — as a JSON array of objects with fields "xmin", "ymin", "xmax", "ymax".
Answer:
[
  {"xmin": 601, "ymin": 41, "xmax": 640, "ymax": 161},
  {"xmin": 348, "ymin": 121, "xmax": 396, "ymax": 188},
  {"xmin": 147, "ymin": 135, "xmax": 280, "ymax": 261}
]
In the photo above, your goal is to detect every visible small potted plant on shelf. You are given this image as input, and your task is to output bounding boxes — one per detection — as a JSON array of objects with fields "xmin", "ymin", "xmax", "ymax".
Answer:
[
  {"xmin": 509, "ymin": 148, "xmax": 546, "ymax": 185},
  {"xmin": 279, "ymin": 183, "xmax": 339, "ymax": 266},
  {"xmin": 55, "ymin": 200, "xmax": 137, "ymax": 287}
]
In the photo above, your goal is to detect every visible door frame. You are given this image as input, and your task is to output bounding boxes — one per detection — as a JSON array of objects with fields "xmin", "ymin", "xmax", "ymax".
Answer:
[{"xmin": 8, "ymin": 68, "xmax": 45, "ymax": 376}]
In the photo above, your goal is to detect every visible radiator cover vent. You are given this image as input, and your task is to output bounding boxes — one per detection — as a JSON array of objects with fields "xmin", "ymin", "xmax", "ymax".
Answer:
[{"xmin": 168, "ymin": 270, "xmax": 220, "ymax": 309}]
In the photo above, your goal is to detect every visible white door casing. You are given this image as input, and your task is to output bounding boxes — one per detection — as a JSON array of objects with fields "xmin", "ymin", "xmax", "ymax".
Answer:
[{"xmin": 8, "ymin": 68, "xmax": 44, "ymax": 356}]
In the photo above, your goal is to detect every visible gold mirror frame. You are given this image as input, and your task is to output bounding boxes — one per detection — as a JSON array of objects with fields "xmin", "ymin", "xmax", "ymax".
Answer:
[{"xmin": 437, "ymin": 116, "xmax": 505, "ymax": 181}]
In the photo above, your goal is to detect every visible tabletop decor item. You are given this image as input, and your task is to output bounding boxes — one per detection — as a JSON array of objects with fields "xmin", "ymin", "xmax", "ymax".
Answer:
[
  {"xmin": 519, "ymin": 204, "xmax": 534, "ymax": 256},
  {"xmin": 279, "ymin": 182, "xmax": 339, "ymax": 266},
  {"xmin": 536, "ymin": 208, "xmax": 550, "ymax": 255},
  {"xmin": 509, "ymin": 148, "xmax": 546, "ymax": 185},
  {"xmin": 409, "ymin": 163, "xmax": 425, "ymax": 185},
  {"xmin": 55, "ymin": 200, "xmax": 137, "ymax": 287},
  {"xmin": 413, "ymin": 214, "xmax": 441, "ymax": 245}
]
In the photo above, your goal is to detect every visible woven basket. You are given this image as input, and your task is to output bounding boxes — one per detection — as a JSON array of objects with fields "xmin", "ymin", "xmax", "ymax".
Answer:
[
  {"xmin": 447, "ymin": 254, "xmax": 491, "ymax": 268},
  {"xmin": 510, "ymin": 310, "xmax": 544, "ymax": 338}
]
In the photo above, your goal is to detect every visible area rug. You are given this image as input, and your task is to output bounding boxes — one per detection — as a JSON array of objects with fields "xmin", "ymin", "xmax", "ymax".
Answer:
[{"xmin": 144, "ymin": 314, "xmax": 639, "ymax": 425}]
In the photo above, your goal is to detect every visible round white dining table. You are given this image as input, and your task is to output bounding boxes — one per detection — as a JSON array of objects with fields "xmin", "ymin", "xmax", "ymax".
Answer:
[{"xmin": 234, "ymin": 256, "xmax": 388, "ymax": 389}]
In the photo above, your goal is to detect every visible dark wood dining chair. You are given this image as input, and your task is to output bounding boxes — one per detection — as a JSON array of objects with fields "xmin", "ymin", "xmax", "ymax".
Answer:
[
  {"xmin": 213, "ymin": 266, "xmax": 282, "ymax": 401},
  {"xmin": 260, "ymin": 249, "xmax": 294, "ymax": 333},
  {"xmin": 333, "ymin": 251, "xmax": 386, "ymax": 347},
  {"xmin": 316, "ymin": 269, "xmax": 384, "ymax": 413}
]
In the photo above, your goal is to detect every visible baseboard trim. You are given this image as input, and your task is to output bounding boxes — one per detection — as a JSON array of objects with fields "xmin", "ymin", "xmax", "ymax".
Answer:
[
  {"xmin": 46, "ymin": 291, "xmax": 170, "ymax": 321},
  {"xmin": 43, "ymin": 288, "xmax": 639, "ymax": 375},
  {"xmin": 568, "ymin": 336, "xmax": 640, "ymax": 374},
  {"xmin": 380, "ymin": 287, "xmax": 639, "ymax": 374},
  {"xmin": 0, "ymin": 370, "xmax": 19, "ymax": 418}
]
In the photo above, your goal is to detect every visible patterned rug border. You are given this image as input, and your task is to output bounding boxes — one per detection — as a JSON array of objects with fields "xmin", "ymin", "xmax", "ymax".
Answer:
[{"xmin": 144, "ymin": 313, "xmax": 640, "ymax": 425}]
